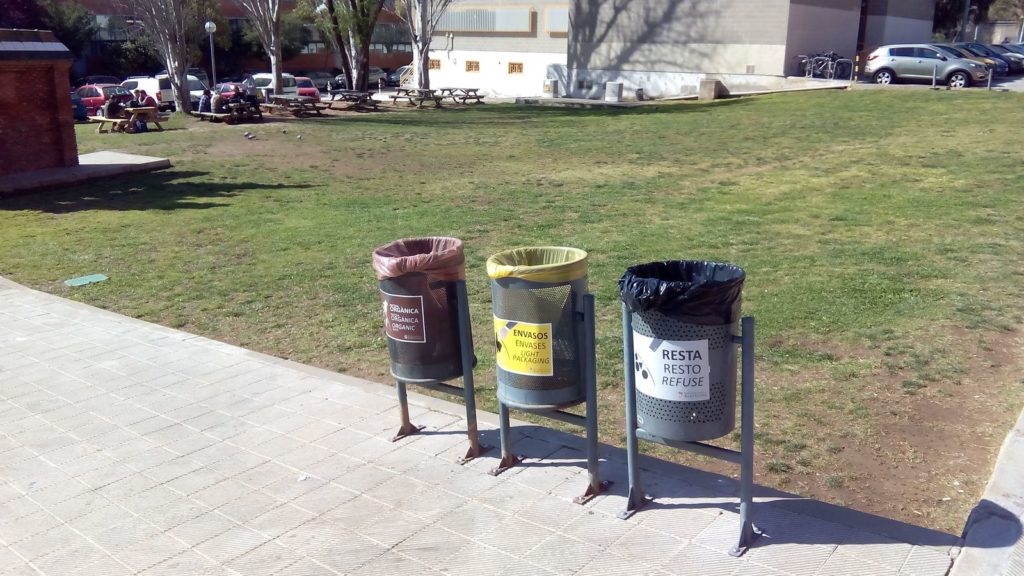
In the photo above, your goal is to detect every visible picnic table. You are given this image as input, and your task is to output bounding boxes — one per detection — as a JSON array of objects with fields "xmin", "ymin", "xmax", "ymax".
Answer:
[
  {"xmin": 436, "ymin": 87, "xmax": 486, "ymax": 104},
  {"xmin": 193, "ymin": 102, "xmax": 262, "ymax": 124},
  {"xmin": 389, "ymin": 88, "xmax": 444, "ymax": 108},
  {"xmin": 124, "ymin": 107, "xmax": 165, "ymax": 130},
  {"xmin": 88, "ymin": 107, "xmax": 165, "ymax": 134},
  {"xmin": 327, "ymin": 89, "xmax": 379, "ymax": 111},
  {"xmin": 266, "ymin": 94, "xmax": 327, "ymax": 117}
]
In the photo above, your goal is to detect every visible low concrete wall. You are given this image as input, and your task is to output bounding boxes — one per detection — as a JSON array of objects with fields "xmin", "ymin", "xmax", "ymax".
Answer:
[{"xmin": 555, "ymin": 65, "xmax": 848, "ymax": 100}]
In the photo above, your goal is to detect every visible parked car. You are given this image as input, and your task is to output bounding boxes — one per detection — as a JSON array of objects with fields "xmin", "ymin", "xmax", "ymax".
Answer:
[
  {"xmin": 986, "ymin": 44, "xmax": 1024, "ymax": 73},
  {"xmin": 332, "ymin": 66, "xmax": 388, "ymax": 89},
  {"xmin": 387, "ymin": 65, "xmax": 411, "ymax": 87},
  {"xmin": 300, "ymin": 71, "xmax": 333, "ymax": 90},
  {"xmin": 157, "ymin": 67, "xmax": 210, "ymax": 89},
  {"xmin": 74, "ymin": 84, "xmax": 133, "ymax": 115},
  {"xmin": 998, "ymin": 43, "xmax": 1024, "ymax": 56},
  {"xmin": 294, "ymin": 76, "xmax": 321, "ymax": 100},
  {"xmin": 865, "ymin": 44, "xmax": 988, "ymax": 87},
  {"xmin": 69, "ymin": 92, "xmax": 88, "ymax": 122},
  {"xmin": 73, "ymin": 75, "xmax": 120, "ymax": 88},
  {"xmin": 248, "ymin": 72, "xmax": 298, "ymax": 100},
  {"xmin": 932, "ymin": 44, "xmax": 1007, "ymax": 76},
  {"xmin": 121, "ymin": 74, "xmax": 206, "ymax": 111},
  {"xmin": 955, "ymin": 42, "xmax": 1015, "ymax": 74},
  {"xmin": 213, "ymin": 82, "xmax": 246, "ymax": 97}
]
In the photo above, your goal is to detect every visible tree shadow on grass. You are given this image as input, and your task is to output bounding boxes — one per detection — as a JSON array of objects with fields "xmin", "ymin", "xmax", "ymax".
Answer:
[
  {"xmin": 325, "ymin": 97, "xmax": 752, "ymax": 128},
  {"xmin": 0, "ymin": 170, "xmax": 310, "ymax": 214}
]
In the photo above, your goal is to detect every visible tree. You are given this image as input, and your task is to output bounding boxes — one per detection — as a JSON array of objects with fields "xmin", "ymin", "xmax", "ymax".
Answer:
[
  {"xmin": 308, "ymin": 0, "xmax": 385, "ymax": 91},
  {"xmin": 0, "ymin": 0, "xmax": 47, "ymax": 28},
  {"xmin": 394, "ymin": 0, "xmax": 452, "ymax": 89},
  {"xmin": 233, "ymin": 0, "xmax": 284, "ymax": 95},
  {"xmin": 118, "ymin": 0, "xmax": 218, "ymax": 113},
  {"xmin": 241, "ymin": 12, "xmax": 310, "ymax": 61},
  {"xmin": 305, "ymin": 0, "xmax": 354, "ymax": 89},
  {"xmin": 39, "ymin": 0, "xmax": 99, "ymax": 59},
  {"xmin": 990, "ymin": 0, "xmax": 1024, "ymax": 19}
]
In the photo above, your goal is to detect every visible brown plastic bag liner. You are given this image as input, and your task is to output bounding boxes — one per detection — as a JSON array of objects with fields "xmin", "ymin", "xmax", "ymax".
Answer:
[{"xmin": 372, "ymin": 237, "xmax": 465, "ymax": 281}]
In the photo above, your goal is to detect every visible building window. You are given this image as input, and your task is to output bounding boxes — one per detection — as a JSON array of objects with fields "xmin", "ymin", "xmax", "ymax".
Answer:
[
  {"xmin": 466, "ymin": 61, "xmax": 480, "ymax": 72},
  {"xmin": 429, "ymin": 59, "xmax": 441, "ymax": 70},
  {"xmin": 508, "ymin": 62, "xmax": 524, "ymax": 74}
]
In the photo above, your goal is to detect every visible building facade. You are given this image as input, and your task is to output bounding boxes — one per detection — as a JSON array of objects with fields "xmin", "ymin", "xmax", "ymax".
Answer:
[
  {"xmin": 0, "ymin": 29, "xmax": 78, "ymax": 178},
  {"xmin": 428, "ymin": 0, "xmax": 936, "ymax": 98}
]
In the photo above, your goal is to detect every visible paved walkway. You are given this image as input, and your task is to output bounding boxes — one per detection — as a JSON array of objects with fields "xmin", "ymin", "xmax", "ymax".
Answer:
[{"xmin": 0, "ymin": 277, "xmax": 961, "ymax": 575}]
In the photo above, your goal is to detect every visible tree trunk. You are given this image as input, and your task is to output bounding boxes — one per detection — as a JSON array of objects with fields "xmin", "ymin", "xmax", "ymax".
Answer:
[
  {"xmin": 271, "ymin": 18, "xmax": 283, "ymax": 95},
  {"xmin": 412, "ymin": 42, "xmax": 430, "ymax": 89}
]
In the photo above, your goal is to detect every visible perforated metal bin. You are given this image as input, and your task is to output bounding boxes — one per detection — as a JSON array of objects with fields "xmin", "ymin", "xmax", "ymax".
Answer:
[
  {"xmin": 372, "ymin": 237, "xmax": 468, "ymax": 383},
  {"xmin": 487, "ymin": 247, "xmax": 589, "ymax": 409},
  {"xmin": 620, "ymin": 261, "xmax": 745, "ymax": 442}
]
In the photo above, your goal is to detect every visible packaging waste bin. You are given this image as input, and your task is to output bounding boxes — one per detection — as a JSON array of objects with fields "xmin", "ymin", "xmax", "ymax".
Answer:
[
  {"xmin": 620, "ymin": 260, "xmax": 745, "ymax": 441},
  {"xmin": 487, "ymin": 247, "xmax": 588, "ymax": 409},
  {"xmin": 372, "ymin": 237, "xmax": 468, "ymax": 382}
]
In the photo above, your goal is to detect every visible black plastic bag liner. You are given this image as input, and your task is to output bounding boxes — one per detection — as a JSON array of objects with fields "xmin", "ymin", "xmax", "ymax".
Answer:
[{"xmin": 619, "ymin": 260, "xmax": 745, "ymax": 325}]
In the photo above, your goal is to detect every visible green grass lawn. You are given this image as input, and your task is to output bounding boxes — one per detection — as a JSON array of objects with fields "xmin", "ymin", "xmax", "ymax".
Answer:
[{"xmin": 2, "ymin": 89, "xmax": 1023, "ymax": 533}]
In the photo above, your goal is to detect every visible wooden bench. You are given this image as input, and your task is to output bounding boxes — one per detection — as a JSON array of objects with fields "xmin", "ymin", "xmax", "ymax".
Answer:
[
  {"xmin": 458, "ymin": 94, "xmax": 486, "ymax": 104},
  {"xmin": 389, "ymin": 93, "xmax": 444, "ymax": 108},
  {"xmin": 88, "ymin": 116, "xmax": 129, "ymax": 134},
  {"xmin": 192, "ymin": 111, "xmax": 233, "ymax": 123},
  {"xmin": 261, "ymin": 103, "xmax": 287, "ymax": 115}
]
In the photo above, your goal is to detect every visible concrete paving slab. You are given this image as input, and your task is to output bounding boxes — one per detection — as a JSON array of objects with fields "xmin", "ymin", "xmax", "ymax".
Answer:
[
  {"xmin": 0, "ymin": 152, "xmax": 170, "ymax": 195},
  {"xmin": 0, "ymin": 276, "xmax": 965, "ymax": 575}
]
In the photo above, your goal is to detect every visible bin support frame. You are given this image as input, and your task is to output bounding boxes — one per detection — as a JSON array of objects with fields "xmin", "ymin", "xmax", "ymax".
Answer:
[
  {"xmin": 489, "ymin": 293, "xmax": 611, "ymax": 505},
  {"xmin": 619, "ymin": 308, "xmax": 760, "ymax": 557},
  {"xmin": 391, "ymin": 280, "xmax": 490, "ymax": 464}
]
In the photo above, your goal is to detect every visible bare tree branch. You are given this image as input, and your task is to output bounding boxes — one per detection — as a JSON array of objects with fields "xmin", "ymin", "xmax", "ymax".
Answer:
[
  {"xmin": 394, "ymin": 0, "xmax": 453, "ymax": 88},
  {"xmin": 233, "ymin": 0, "xmax": 284, "ymax": 95}
]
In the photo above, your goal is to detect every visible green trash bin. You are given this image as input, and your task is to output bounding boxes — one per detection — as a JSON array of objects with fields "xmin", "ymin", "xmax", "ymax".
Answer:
[{"xmin": 487, "ymin": 247, "xmax": 588, "ymax": 409}]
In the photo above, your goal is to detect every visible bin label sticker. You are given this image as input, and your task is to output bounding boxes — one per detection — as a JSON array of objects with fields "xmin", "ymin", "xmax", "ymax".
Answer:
[
  {"xmin": 493, "ymin": 318, "xmax": 553, "ymax": 377},
  {"xmin": 381, "ymin": 291, "xmax": 426, "ymax": 343},
  {"xmin": 632, "ymin": 333, "xmax": 710, "ymax": 402}
]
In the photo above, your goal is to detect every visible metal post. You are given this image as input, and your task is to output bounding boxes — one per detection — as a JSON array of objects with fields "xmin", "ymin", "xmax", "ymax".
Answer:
[
  {"xmin": 932, "ymin": 64, "xmax": 938, "ymax": 89},
  {"xmin": 454, "ymin": 280, "xmax": 487, "ymax": 463},
  {"xmin": 390, "ymin": 379, "xmax": 424, "ymax": 441},
  {"xmin": 988, "ymin": 69, "xmax": 993, "ymax": 90},
  {"xmin": 208, "ymin": 33, "xmax": 217, "ymax": 87},
  {"xmin": 619, "ymin": 303, "xmax": 651, "ymax": 518},
  {"xmin": 490, "ymin": 401, "xmax": 520, "ymax": 475},
  {"xmin": 574, "ymin": 294, "xmax": 610, "ymax": 504},
  {"xmin": 730, "ymin": 316, "xmax": 761, "ymax": 556}
]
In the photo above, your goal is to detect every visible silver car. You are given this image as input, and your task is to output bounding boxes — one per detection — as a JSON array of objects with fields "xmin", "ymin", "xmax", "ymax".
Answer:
[{"xmin": 865, "ymin": 44, "xmax": 988, "ymax": 88}]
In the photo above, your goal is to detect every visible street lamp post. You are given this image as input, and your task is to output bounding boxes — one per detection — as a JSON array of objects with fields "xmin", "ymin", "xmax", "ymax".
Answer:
[{"xmin": 204, "ymin": 21, "xmax": 217, "ymax": 87}]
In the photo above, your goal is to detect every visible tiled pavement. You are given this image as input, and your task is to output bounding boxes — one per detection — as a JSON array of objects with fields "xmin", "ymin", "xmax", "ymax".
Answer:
[{"xmin": 0, "ymin": 277, "xmax": 961, "ymax": 575}]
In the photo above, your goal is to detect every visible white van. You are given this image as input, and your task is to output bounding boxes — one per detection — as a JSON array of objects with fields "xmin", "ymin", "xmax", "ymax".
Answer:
[
  {"xmin": 249, "ymin": 72, "xmax": 297, "ymax": 100},
  {"xmin": 121, "ymin": 74, "xmax": 207, "ymax": 111}
]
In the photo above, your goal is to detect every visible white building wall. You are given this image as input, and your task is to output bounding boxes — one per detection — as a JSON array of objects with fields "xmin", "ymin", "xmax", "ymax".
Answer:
[{"xmin": 426, "ymin": 49, "xmax": 566, "ymax": 97}]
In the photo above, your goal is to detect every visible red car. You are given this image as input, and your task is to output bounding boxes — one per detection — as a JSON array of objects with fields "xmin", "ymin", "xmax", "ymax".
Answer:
[
  {"xmin": 214, "ymin": 82, "xmax": 245, "ymax": 97},
  {"xmin": 75, "ymin": 84, "xmax": 133, "ymax": 115},
  {"xmin": 295, "ymin": 77, "xmax": 321, "ymax": 100}
]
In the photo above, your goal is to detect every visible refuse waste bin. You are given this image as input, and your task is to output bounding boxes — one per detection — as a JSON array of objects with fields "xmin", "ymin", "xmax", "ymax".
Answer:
[
  {"xmin": 487, "ymin": 247, "xmax": 588, "ymax": 409},
  {"xmin": 372, "ymin": 237, "xmax": 469, "ymax": 382},
  {"xmin": 620, "ymin": 260, "xmax": 745, "ymax": 441}
]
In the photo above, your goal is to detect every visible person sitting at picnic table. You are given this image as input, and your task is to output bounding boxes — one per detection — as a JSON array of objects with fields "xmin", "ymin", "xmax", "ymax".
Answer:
[
  {"xmin": 139, "ymin": 90, "xmax": 158, "ymax": 108},
  {"xmin": 210, "ymin": 90, "xmax": 227, "ymax": 113},
  {"xmin": 229, "ymin": 86, "xmax": 245, "ymax": 104},
  {"xmin": 198, "ymin": 89, "xmax": 212, "ymax": 113},
  {"xmin": 128, "ymin": 89, "xmax": 142, "ymax": 107}
]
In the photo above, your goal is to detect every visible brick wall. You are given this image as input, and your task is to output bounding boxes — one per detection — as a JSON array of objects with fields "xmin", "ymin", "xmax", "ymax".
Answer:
[{"xmin": 0, "ymin": 59, "xmax": 79, "ymax": 178}]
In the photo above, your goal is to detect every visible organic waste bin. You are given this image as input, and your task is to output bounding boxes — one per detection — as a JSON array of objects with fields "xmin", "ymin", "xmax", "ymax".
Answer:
[
  {"xmin": 620, "ymin": 261, "xmax": 745, "ymax": 441},
  {"xmin": 372, "ymin": 237, "xmax": 468, "ymax": 382},
  {"xmin": 487, "ymin": 247, "xmax": 588, "ymax": 409}
]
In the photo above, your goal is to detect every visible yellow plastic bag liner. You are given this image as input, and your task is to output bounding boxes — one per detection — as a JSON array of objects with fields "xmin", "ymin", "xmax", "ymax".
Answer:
[{"xmin": 486, "ymin": 246, "xmax": 588, "ymax": 283}]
